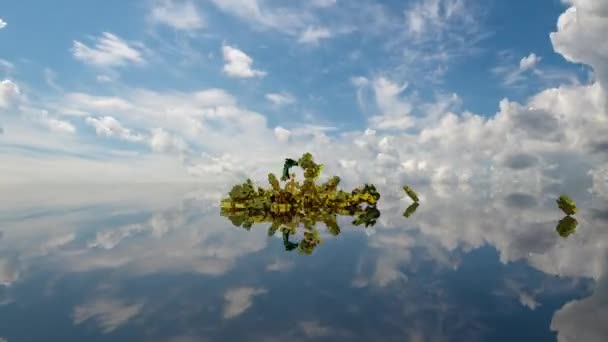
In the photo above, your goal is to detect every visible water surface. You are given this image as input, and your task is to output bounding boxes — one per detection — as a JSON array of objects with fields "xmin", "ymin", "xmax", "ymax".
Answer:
[{"xmin": 0, "ymin": 183, "xmax": 605, "ymax": 341}]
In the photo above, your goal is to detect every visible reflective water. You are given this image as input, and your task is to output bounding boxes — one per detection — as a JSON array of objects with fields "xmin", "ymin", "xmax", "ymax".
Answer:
[{"xmin": 0, "ymin": 184, "xmax": 606, "ymax": 341}]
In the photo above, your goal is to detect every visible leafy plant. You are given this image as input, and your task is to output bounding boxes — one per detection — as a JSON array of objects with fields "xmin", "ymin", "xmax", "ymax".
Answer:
[
  {"xmin": 556, "ymin": 194, "xmax": 577, "ymax": 215},
  {"xmin": 403, "ymin": 185, "xmax": 419, "ymax": 202}
]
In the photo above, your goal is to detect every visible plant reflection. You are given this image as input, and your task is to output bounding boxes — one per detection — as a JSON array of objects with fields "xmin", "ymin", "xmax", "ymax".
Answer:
[
  {"xmin": 402, "ymin": 202, "xmax": 420, "ymax": 218},
  {"xmin": 556, "ymin": 215, "xmax": 578, "ymax": 238}
]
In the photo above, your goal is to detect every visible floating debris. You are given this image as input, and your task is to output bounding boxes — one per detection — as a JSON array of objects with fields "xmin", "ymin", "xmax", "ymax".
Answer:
[
  {"xmin": 556, "ymin": 194, "xmax": 577, "ymax": 215},
  {"xmin": 403, "ymin": 185, "xmax": 419, "ymax": 202}
]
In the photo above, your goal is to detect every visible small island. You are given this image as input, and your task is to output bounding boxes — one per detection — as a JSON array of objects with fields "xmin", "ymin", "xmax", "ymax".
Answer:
[{"xmin": 220, "ymin": 153, "xmax": 381, "ymax": 254}]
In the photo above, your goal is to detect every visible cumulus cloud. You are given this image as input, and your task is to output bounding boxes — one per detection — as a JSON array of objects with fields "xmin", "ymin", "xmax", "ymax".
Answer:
[
  {"xmin": 149, "ymin": 127, "xmax": 188, "ymax": 154},
  {"xmin": 150, "ymin": 0, "xmax": 204, "ymax": 31},
  {"xmin": 72, "ymin": 32, "xmax": 145, "ymax": 67},
  {"xmin": 550, "ymin": 1, "xmax": 608, "ymax": 87},
  {"xmin": 85, "ymin": 116, "xmax": 145, "ymax": 142},
  {"xmin": 222, "ymin": 287, "xmax": 267, "ymax": 319},
  {"xmin": 0, "ymin": 79, "xmax": 20, "ymax": 109},
  {"xmin": 222, "ymin": 45, "xmax": 266, "ymax": 78},
  {"xmin": 298, "ymin": 26, "xmax": 332, "ymax": 44},
  {"xmin": 0, "ymin": 18, "xmax": 6, "ymax": 29},
  {"xmin": 551, "ymin": 276, "xmax": 608, "ymax": 342},
  {"xmin": 500, "ymin": 152, "xmax": 539, "ymax": 170},
  {"xmin": 519, "ymin": 53, "xmax": 541, "ymax": 71},
  {"xmin": 73, "ymin": 298, "xmax": 143, "ymax": 333},
  {"xmin": 273, "ymin": 126, "xmax": 291, "ymax": 143},
  {"xmin": 265, "ymin": 92, "xmax": 296, "ymax": 106}
]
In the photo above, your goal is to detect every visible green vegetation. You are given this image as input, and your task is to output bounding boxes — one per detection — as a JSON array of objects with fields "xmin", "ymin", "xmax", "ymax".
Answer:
[
  {"xmin": 402, "ymin": 202, "xmax": 420, "ymax": 218},
  {"xmin": 281, "ymin": 158, "xmax": 299, "ymax": 181},
  {"xmin": 555, "ymin": 194, "xmax": 579, "ymax": 238},
  {"xmin": 556, "ymin": 194, "xmax": 577, "ymax": 215},
  {"xmin": 222, "ymin": 155, "xmax": 580, "ymax": 246},
  {"xmin": 556, "ymin": 215, "xmax": 578, "ymax": 238},
  {"xmin": 220, "ymin": 152, "xmax": 381, "ymax": 254},
  {"xmin": 403, "ymin": 185, "xmax": 419, "ymax": 203}
]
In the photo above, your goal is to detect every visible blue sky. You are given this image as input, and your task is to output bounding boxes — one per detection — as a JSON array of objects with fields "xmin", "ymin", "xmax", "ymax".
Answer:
[
  {"xmin": 0, "ymin": 0, "xmax": 579, "ymax": 116},
  {"xmin": 0, "ymin": 0, "xmax": 607, "ymax": 188}
]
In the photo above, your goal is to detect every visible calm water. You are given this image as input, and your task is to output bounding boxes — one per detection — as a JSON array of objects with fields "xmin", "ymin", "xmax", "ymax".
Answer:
[{"xmin": 0, "ymin": 183, "xmax": 606, "ymax": 341}]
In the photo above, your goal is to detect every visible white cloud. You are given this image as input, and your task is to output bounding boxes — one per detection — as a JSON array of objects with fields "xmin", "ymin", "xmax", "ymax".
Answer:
[
  {"xmin": 355, "ymin": 76, "xmax": 415, "ymax": 130},
  {"xmin": 210, "ymin": 0, "xmax": 307, "ymax": 34},
  {"xmin": 85, "ymin": 116, "xmax": 144, "ymax": 142},
  {"xmin": 46, "ymin": 118, "xmax": 76, "ymax": 134},
  {"xmin": 519, "ymin": 53, "xmax": 541, "ymax": 71},
  {"xmin": 64, "ymin": 93, "xmax": 133, "ymax": 115},
  {"xmin": 221, "ymin": 45, "xmax": 266, "ymax": 78},
  {"xmin": 298, "ymin": 26, "xmax": 332, "ymax": 44},
  {"xmin": 149, "ymin": 127, "xmax": 188, "ymax": 153},
  {"xmin": 96, "ymin": 75, "xmax": 114, "ymax": 83},
  {"xmin": 265, "ymin": 92, "xmax": 296, "ymax": 106},
  {"xmin": 222, "ymin": 287, "xmax": 267, "ymax": 319},
  {"xmin": 150, "ymin": 0, "xmax": 204, "ymax": 31},
  {"xmin": 88, "ymin": 224, "xmax": 144, "ymax": 250},
  {"xmin": 405, "ymin": 0, "xmax": 475, "ymax": 37},
  {"xmin": 551, "ymin": 277, "xmax": 608, "ymax": 342},
  {"xmin": 73, "ymin": 298, "xmax": 143, "ymax": 333},
  {"xmin": 493, "ymin": 52, "xmax": 543, "ymax": 87},
  {"xmin": 550, "ymin": 1, "xmax": 608, "ymax": 87},
  {"xmin": 273, "ymin": 126, "xmax": 291, "ymax": 143},
  {"xmin": 0, "ymin": 79, "xmax": 20, "ymax": 109},
  {"xmin": 72, "ymin": 32, "xmax": 145, "ymax": 67},
  {"xmin": 0, "ymin": 18, "xmax": 6, "ymax": 29},
  {"xmin": 519, "ymin": 292, "xmax": 540, "ymax": 310},
  {"xmin": 192, "ymin": 88, "xmax": 236, "ymax": 107}
]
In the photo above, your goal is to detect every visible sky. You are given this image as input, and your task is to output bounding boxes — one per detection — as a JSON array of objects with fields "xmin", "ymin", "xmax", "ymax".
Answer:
[{"xmin": 0, "ymin": 0, "xmax": 607, "ymax": 195}]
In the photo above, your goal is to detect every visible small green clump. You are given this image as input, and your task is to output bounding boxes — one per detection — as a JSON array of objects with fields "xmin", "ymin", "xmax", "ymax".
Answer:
[
  {"xmin": 403, "ymin": 185, "xmax": 419, "ymax": 202},
  {"xmin": 556, "ymin": 215, "xmax": 578, "ymax": 238},
  {"xmin": 556, "ymin": 194, "xmax": 577, "ymax": 215},
  {"xmin": 402, "ymin": 202, "xmax": 420, "ymax": 218}
]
